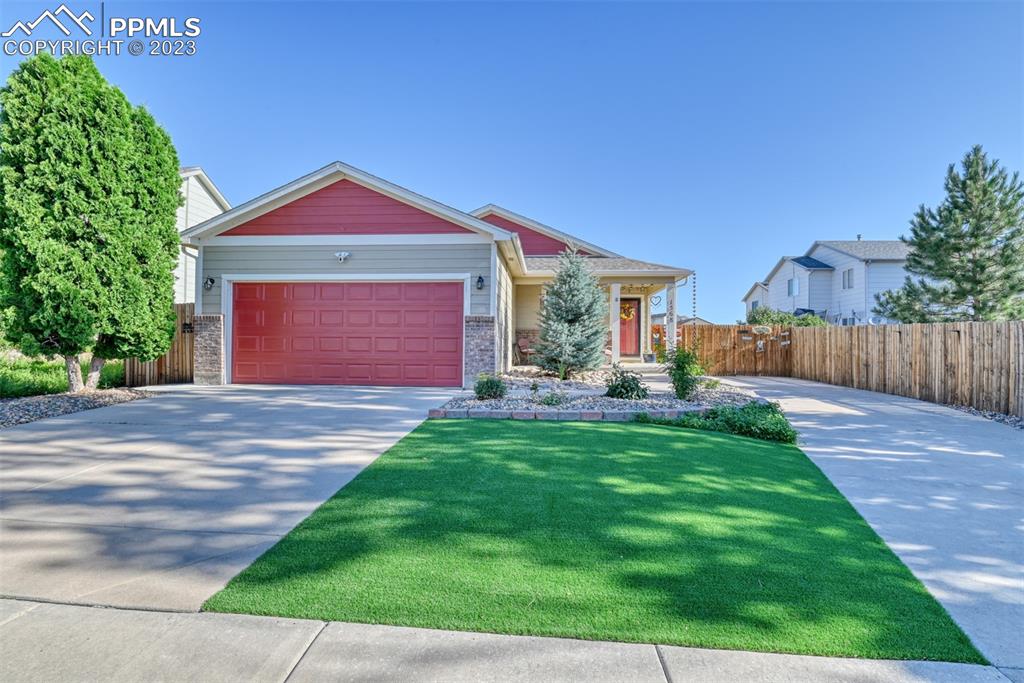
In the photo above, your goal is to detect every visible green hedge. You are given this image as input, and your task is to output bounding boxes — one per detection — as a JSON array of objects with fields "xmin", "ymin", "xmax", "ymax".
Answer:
[
  {"xmin": 0, "ymin": 358, "xmax": 125, "ymax": 398},
  {"xmin": 635, "ymin": 400, "xmax": 798, "ymax": 443}
]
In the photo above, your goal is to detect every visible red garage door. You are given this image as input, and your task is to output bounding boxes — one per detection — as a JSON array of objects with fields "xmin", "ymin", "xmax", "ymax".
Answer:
[{"xmin": 231, "ymin": 281, "xmax": 463, "ymax": 387}]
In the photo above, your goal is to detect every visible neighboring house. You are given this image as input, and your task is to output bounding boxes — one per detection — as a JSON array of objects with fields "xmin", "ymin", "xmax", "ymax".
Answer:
[
  {"xmin": 741, "ymin": 282, "xmax": 768, "ymax": 316},
  {"xmin": 652, "ymin": 314, "xmax": 715, "ymax": 326},
  {"xmin": 180, "ymin": 161, "xmax": 691, "ymax": 387},
  {"xmin": 742, "ymin": 239, "xmax": 910, "ymax": 325},
  {"xmin": 173, "ymin": 167, "xmax": 230, "ymax": 303}
]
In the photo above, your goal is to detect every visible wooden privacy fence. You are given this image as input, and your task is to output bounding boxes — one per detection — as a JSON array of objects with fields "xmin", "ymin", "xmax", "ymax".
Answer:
[
  {"xmin": 790, "ymin": 322, "xmax": 1024, "ymax": 418},
  {"xmin": 676, "ymin": 324, "xmax": 792, "ymax": 377},
  {"xmin": 124, "ymin": 303, "xmax": 194, "ymax": 386}
]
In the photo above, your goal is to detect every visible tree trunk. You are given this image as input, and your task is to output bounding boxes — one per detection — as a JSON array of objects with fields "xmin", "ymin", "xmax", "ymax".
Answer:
[
  {"xmin": 64, "ymin": 355, "xmax": 85, "ymax": 393},
  {"xmin": 85, "ymin": 356, "xmax": 106, "ymax": 390}
]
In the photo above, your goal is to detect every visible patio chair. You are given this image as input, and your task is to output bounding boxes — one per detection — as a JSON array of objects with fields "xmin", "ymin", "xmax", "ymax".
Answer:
[{"xmin": 516, "ymin": 338, "xmax": 537, "ymax": 364}]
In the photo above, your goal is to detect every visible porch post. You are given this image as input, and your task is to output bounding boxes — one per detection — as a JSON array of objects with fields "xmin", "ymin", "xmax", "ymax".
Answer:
[
  {"xmin": 609, "ymin": 283, "xmax": 621, "ymax": 364},
  {"xmin": 665, "ymin": 280, "xmax": 677, "ymax": 351}
]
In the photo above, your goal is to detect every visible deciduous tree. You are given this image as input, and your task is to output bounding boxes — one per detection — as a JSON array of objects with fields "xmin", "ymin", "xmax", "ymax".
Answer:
[{"xmin": 0, "ymin": 53, "xmax": 182, "ymax": 391}]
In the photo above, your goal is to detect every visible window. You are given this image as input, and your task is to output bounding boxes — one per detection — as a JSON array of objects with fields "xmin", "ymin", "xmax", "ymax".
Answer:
[
  {"xmin": 750, "ymin": 300, "xmax": 760, "ymax": 310},
  {"xmin": 842, "ymin": 268, "xmax": 855, "ymax": 290},
  {"xmin": 787, "ymin": 278, "xmax": 799, "ymax": 296}
]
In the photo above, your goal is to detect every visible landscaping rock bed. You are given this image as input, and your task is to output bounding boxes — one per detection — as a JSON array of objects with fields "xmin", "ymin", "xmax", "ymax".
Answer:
[
  {"xmin": 435, "ymin": 380, "xmax": 760, "ymax": 421},
  {"xmin": 0, "ymin": 388, "xmax": 151, "ymax": 429},
  {"xmin": 948, "ymin": 404, "xmax": 1024, "ymax": 430}
]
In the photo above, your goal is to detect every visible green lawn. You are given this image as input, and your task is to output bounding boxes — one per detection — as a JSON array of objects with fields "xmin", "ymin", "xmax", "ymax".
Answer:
[
  {"xmin": 204, "ymin": 420, "xmax": 982, "ymax": 662},
  {"xmin": 0, "ymin": 357, "xmax": 125, "ymax": 398}
]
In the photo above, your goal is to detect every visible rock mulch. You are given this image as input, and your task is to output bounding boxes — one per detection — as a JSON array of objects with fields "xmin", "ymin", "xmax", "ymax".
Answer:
[
  {"xmin": 948, "ymin": 404, "xmax": 1024, "ymax": 430},
  {"xmin": 0, "ymin": 388, "xmax": 151, "ymax": 430},
  {"xmin": 435, "ymin": 381, "xmax": 760, "ymax": 421}
]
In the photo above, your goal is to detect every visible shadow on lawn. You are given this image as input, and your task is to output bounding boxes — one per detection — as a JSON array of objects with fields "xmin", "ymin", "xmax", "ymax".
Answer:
[{"xmin": 205, "ymin": 420, "xmax": 983, "ymax": 663}]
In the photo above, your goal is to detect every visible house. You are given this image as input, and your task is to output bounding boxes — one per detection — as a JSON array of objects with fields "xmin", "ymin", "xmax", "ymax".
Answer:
[
  {"xmin": 180, "ymin": 161, "xmax": 691, "ymax": 387},
  {"xmin": 742, "ymin": 239, "xmax": 910, "ymax": 324},
  {"xmin": 652, "ymin": 314, "xmax": 715, "ymax": 327},
  {"xmin": 173, "ymin": 167, "xmax": 231, "ymax": 303},
  {"xmin": 741, "ymin": 282, "xmax": 768, "ymax": 316}
]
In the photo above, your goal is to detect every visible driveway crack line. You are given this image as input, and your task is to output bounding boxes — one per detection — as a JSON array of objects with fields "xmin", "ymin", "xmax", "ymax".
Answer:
[
  {"xmin": 283, "ymin": 620, "xmax": 328, "ymax": 683},
  {"xmin": 655, "ymin": 644, "xmax": 674, "ymax": 683}
]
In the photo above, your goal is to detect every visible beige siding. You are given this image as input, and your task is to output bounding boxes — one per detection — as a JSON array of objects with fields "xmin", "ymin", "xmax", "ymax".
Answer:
[
  {"xmin": 175, "ymin": 246, "xmax": 198, "ymax": 304},
  {"xmin": 175, "ymin": 176, "xmax": 227, "ymax": 303},
  {"xmin": 201, "ymin": 243, "xmax": 492, "ymax": 315},
  {"xmin": 495, "ymin": 250, "xmax": 514, "ymax": 372},
  {"xmin": 515, "ymin": 284, "xmax": 544, "ymax": 330}
]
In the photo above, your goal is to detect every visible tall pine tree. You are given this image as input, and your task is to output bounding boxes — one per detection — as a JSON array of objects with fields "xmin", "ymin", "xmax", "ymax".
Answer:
[
  {"xmin": 875, "ymin": 145, "xmax": 1024, "ymax": 322},
  {"xmin": 535, "ymin": 250, "xmax": 608, "ymax": 379}
]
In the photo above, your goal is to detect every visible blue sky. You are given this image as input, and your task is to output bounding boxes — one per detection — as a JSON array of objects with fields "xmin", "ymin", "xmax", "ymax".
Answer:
[{"xmin": 2, "ymin": 1, "xmax": 1021, "ymax": 322}]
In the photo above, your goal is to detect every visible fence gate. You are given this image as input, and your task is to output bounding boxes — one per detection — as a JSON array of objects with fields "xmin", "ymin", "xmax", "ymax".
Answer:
[
  {"xmin": 125, "ymin": 303, "xmax": 195, "ymax": 386},
  {"xmin": 676, "ymin": 324, "xmax": 792, "ymax": 376}
]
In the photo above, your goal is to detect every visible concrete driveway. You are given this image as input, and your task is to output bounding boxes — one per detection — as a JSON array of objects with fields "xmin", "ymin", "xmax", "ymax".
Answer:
[
  {"xmin": 726, "ymin": 377, "xmax": 1024, "ymax": 671},
  {"xmin": 0, "ymin": 384, "xmax": 453, "ymax": 611}
]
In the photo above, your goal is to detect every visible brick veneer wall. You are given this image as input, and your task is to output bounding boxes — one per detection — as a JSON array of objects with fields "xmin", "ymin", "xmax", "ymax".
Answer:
[
  {"xmin": 193, "ymin": 314, "xmax": 225, "ymax": 385},
  {"xmin": 464, "ymin": 315, "xmax": 496, "ymax": 386}
]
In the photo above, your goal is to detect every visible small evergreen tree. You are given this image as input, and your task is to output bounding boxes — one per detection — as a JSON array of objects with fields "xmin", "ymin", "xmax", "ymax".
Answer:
[
  {"xmin": 0, "ymin": 54, "xmax": 182, "ymax": 391},
  {"xmin": 535, "ymin": 250, "xmax": 608, "ymax": 379},
  {"xmin": 875, "ymin": 145, "xmax": 1024, "ymax": 322}
]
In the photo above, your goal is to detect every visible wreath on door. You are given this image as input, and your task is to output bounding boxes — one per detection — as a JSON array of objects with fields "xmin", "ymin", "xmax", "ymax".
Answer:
[{"xmin": 619, "ymin": 303, "xmax": 636, "ymax": 321}]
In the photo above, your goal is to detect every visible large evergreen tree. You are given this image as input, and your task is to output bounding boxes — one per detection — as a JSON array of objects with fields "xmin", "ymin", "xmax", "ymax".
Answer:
[
  {"xmin": 875, "ymin": 145, "xmax": 1024, "ymax": 322},
  {"xmin": 535, "ymin": 250, "xmax": 608, "ymax": 379},
  {"xmin": 0, "ymin": 54, "xmax": 182, "ymax": 391}
]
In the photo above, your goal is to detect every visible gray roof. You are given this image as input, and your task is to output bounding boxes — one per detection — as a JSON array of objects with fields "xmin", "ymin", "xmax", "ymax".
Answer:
[
  {"xmin": 812, "ymin": 240, "xmax": 910, "ymax": 261},
  {"xmin": 791, "ymin": 255, "xmax": 834, "ymax": 270},
  {"xmin": 524, "ymin": 256, "xmax": 690, "ymax": 276}
]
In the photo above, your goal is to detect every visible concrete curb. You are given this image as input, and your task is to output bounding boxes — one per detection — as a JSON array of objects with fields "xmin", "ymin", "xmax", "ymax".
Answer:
[{"xmin": 427, "ymin": 407, "xmax": 708, "ymax": 422}]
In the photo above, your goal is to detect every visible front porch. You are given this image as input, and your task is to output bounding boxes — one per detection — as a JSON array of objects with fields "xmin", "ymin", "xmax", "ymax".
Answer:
[{"xmin": 511, "ymin": 276, "xmax": 683, "ymax": 366}]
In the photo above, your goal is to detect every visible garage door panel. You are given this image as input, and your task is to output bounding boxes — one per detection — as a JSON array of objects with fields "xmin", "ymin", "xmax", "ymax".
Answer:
[
  {"xmin": 265, "ymin": 284, "xmax": 289, "ymax": 301},
  {"xmin": 232, "ymin": 282, "xmax": 463, "ymax": 387},
  {"xmin": 375, "ymin": 283, "xmax": 402, "ymax": 301}
]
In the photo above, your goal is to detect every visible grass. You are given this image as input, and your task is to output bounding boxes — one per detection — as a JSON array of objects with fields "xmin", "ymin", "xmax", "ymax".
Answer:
[
  {"xmin": 0, "ymin": 357, "xmax": 125, "ymax": 398},
  {"xmin": 204, "ymin": 420, "xmax": 983, "ymax": 663}
]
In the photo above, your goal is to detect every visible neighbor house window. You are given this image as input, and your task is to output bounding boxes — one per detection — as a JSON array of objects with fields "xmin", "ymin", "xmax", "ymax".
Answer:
[
  {"xmin": 750, "ymin": 300, "xmax": 760, "ymax": 310},
  {"xmin": 787, "ymin": 278, "xmax": 799, "ymax": 296},
  {"xmin": 842, "ymin": 268, "xmax": 854, "ymax": 290}
]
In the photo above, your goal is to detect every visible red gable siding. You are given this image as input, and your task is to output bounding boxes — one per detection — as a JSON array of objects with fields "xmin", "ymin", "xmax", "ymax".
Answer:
[
  {"xmin": 479, "ymin": 213, "xmax": 591, "ymax": 256},
  {"xmin": 224, "ymin": 179, "xmax": 472, "ymax": 235}
]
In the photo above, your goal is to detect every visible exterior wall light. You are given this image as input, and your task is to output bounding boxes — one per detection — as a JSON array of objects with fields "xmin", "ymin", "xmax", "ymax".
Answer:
[
  {"xmin": 476, "ymin": 275, "xmax": 485, "ymax": 290},
  {"xmin": 203, "ymin": 276, "xmax": 215, "ymax": 291}
]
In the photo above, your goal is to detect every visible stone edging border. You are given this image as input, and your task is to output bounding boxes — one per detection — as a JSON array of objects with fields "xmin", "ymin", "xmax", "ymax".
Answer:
[{"xmin": 428, "ymin": 407, "xmax": 709, "ymax": 422}]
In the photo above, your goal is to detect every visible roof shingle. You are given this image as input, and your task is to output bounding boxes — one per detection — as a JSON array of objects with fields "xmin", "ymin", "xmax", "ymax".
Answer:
[{"xmin": 813, "ymin": 240, "xmax": 910, "ymax": 261}]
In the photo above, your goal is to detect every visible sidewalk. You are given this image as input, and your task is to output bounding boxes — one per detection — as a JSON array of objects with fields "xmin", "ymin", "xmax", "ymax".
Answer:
[{"xmin": 0, "ymin": 598, "xmax": 1015, "ymax": 683}]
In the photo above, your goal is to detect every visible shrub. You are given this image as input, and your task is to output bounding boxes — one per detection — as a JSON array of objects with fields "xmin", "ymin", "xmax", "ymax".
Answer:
[
  {"xmin": 604, "ymin": 365, "xmax": 649, "ymax": 400},
  {"xmin": 664, "ymin": 346, "xmax": 704, "ymax": 400},
  {"xmin": 0, "ymin": 357, "xmax": 125, "ymax": 398},
  {"xmin": 746, "ymin": 307, "xmax": 827, "ymax": 328},
  {"xmin": 634, "ymin": 401, "xmax": 797, "ymax": 444},
  {"xmin": 474, "ymin": 374, "xmax": 507, "ymax": 400},
  {"xmin": 701, "ymin": 378, "xmax": 721, "ymax": 390},
  {"xmin": 539, "ymin": 391, "xmax": 566, "ymax": 406}
]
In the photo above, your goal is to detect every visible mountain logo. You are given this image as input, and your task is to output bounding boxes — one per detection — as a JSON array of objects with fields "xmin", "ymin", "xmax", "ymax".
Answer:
[{"xmin": 2, "ymin": 4, "xmax": 95, "ymax": 38}]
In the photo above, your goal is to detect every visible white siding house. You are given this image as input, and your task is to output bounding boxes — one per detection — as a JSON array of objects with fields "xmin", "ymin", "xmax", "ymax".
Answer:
[
  {"xmin": 743, "ymin": 240, "xmax": 910, "ymax": 324},
  {"xmin": 741, "ymin": 282, "xmax": 768, "ymax": 315},
  {"xmin": 174, "ymin": 168, "xmax": 230, "ymax": 303}
]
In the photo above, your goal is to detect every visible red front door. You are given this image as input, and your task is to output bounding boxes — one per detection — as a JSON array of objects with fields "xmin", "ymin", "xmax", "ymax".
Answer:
[
  {"xmin": 231, "ymin": 281, "xmax": 463, "ymax": 386},
  {"xmin": 619, "ymin": 298, "xmax": 641, "ymax": 356}
]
